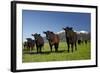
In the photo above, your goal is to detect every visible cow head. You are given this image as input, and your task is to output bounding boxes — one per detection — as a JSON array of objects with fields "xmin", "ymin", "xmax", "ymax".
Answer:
[
  {"xmin": 43, "ymin": 31, "xmax": 49, "ymax": 40},
  {"xmin": 31, "ymin": 33, "xmax": 40, "ymax": 40},
  {"xmin": 63, "ymin": 27, "xmax": 73, "ymax": 31},
  {"xmin": 26, "ymin": 38, "xmax": 32, "ymax": 42},
  {"xmin": 43, "ymin": 31, "xmax": 54, "ymax": 40},
  {"xmin": 63, "ymin": 27, "xmax": 73, "ymax": 36}
]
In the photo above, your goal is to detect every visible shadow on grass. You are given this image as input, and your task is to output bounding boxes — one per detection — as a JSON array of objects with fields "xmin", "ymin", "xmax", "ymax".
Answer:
[{"xmin": 23, "ymin": 50, "xmax": 66, "ymax": 55}]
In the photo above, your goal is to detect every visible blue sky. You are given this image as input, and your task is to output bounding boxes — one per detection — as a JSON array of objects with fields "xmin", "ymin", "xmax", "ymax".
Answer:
[{"xmin": 22, "ymin": 10, "xmax": 91, "ymax": 41}]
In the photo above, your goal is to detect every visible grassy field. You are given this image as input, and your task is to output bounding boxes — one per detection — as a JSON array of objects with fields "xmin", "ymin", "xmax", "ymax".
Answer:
[{"xmin": 22, "ymin": 42, "xmax": 91, "ymax": 63}]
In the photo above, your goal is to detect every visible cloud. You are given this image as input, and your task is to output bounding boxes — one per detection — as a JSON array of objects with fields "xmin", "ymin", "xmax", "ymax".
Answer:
[{"xmin": 56, "ymin": 30, "xmax": 89, "ymax": 34}]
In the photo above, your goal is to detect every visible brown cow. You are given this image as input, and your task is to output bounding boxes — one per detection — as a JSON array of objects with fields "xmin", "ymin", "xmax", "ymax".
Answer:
[
  {"xmin": 63, "ymin": 27, "xmax": 77, "ymax": 52},
  {"xmin": 32, "ymin": 33, "xmax": 44, "ymax": 53},
  {"xmin": 43, "ymin": 31, "xmax": 59, "ymax": 52}
]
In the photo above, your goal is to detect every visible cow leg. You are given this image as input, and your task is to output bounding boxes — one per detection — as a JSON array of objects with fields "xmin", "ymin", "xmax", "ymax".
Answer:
[
  {"xmin": 31, "ymin": 46, "xmax": 33, "ymax": 51},
  {"xmin": 36, "ymin": 46, "xmax": 39, "ymax": 53},
  {"xmin": 50, "ymin": 44, "xmax": 52, "ymax": 52},
  {"xmin": 29, "ymin": 47, "xmax": 31, "ymax": 53},
  {"xmin": 67, "ymin": 43, "xmax": 70, "ymax": 52},
  {"xmin": 71, "ymin": 44, "xmax": 74, "ymax": 52},
  {"xmin": 27, "ymin": 46, "xmax": 29, "ymax": 51},
  {"xmin": 75, "ymin": 43, "xmax": 77, "ymax": 51},
  {"xmin": 29, "ymin": 45, "xmax": 32, "ymax": 53},
  {"xmin": 30, "ymin": 45, "xmax": 33, "ymax": 53},
  {"xmin": 55, "ymin": 44, "xmax": 58, "ymax": 52},
  {"xmin": 24, "ymin": 45, "xmax": 25, "ymax": 50},
  {"xmin": 40, "ymin": 46, "xmax": 42, "ymax": 53},
  {"xmin": 32, "ymin": 46, "xmax": 33, "ymax": 51}
]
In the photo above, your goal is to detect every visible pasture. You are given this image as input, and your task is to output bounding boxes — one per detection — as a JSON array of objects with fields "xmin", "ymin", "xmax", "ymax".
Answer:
[{"xmin": 22, "ymin": 42, "xmax": 91, "ymax": 63}]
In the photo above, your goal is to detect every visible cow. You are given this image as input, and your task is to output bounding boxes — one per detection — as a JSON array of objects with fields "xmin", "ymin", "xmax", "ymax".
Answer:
[
  {"xmin": 32, "ymin": 33, "xmax": 44, "ymax": 53},
  {"xmin": 23, "ymin": 41, "xmax": 28, "ymax": 49},
  {"xmin": 25, "ymin": 38, "xmax": 35, "ymax": 52},
  {"xmin": 63, "ymin": 27, "xmax": 77, "ymax": 52},
  {"xmin": 78, "ymin": 40, "xmax": 82, "ymax": 45},
  {"xmin": 43, "ymin": 31, "xmax": 59, "ymax": 52},
  {"xmin": 84, "ymin": 40, "xmax": 88, "ymax": 44}
]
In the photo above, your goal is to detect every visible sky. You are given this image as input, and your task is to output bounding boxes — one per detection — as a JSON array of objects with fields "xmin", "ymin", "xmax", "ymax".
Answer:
[{"xmin": 22, "ymin": 10, "xmax": 91, "ymax": 42}]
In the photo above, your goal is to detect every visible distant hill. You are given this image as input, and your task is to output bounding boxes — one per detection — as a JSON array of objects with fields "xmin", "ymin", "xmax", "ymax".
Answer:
[{"xmin": 43, "ymin": 30, "xmax": 91, "ymax": 43}]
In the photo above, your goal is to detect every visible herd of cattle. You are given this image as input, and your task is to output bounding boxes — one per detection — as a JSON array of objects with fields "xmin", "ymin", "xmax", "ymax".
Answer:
[{"xmin": 23, "ymin": 27, "xmax": 88, "ymax": 53}]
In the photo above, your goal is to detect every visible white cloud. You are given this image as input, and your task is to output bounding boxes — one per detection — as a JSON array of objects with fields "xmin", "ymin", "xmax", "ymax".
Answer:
[
  {"xmin": 56, "ymin": 30, "xmax": 64, "ymax": 34},
  {"xmin": 56, "ymin": 30, "xmax": 89, "ymax": 34}
]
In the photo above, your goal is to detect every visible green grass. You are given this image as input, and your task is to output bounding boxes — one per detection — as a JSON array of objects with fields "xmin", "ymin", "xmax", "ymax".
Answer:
[{"xmin": 22, "ymin": 42, "xmax": 91, "ymax": 63}]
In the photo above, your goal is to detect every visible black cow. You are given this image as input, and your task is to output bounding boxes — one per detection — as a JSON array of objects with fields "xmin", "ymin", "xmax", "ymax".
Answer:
[
  {"xmin": 43, "ymin": 31, "xmax": 59, "ymax": 52},
  {"xmin": 24, "ymin": 38, "xmax": 35, "ymax": 52},
  {"xmin": 78, "ymin": 40, "xmax": 82, "ymax": 45},
  {"xmin": 63, "ymin": 27, "xmax": 77, "ymax": 52},
  {"xmin": 84, "ymin": 40, "xmax": 88, "ymax": 44},
  {"xmin": 23, "ymin": 41, "xmax": 27, "ymax": 49},
  {"xmin": 32, "ymin": 33, "xmax": 44, "ymax": 53}
]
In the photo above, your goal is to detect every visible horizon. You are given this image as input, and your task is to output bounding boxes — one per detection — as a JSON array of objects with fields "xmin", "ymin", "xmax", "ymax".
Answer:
[{"xmin": 22, "ymin": 10, "xmax": 91, "ymax": 42}]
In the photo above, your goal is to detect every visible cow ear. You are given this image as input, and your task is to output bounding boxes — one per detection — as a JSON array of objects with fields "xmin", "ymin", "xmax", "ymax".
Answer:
[
  {"xmin": 63, "ymin": 28, "xmax": 65, "ymax": 30},
  {"xmin": 26, "ymin": 38, "xmax": 29, "ymax": 41},
  {"xmin": 66, "ymin": 27, "xmax": 69, "ymax": 29},
  {"xmin": 38, "ymin": 34, "xmax": 40, "ymax": 36},
  {"xmin": 31, "ymin": 34, "xmax": 34, "ymax": 36},
  {"xmin": 47, "ymin": 30, "xmax": 50, "ymax": 32},
  {"xmin": 70, "ymin": 27, "xmax": 73, "ymax": 30},
  {"xmin": 51, "ymin": 31, "xmax": 53, "ymax": 34},
  {"xmin": 43, "ymin": 31, "xmax": 46, "ymax": 34}
]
